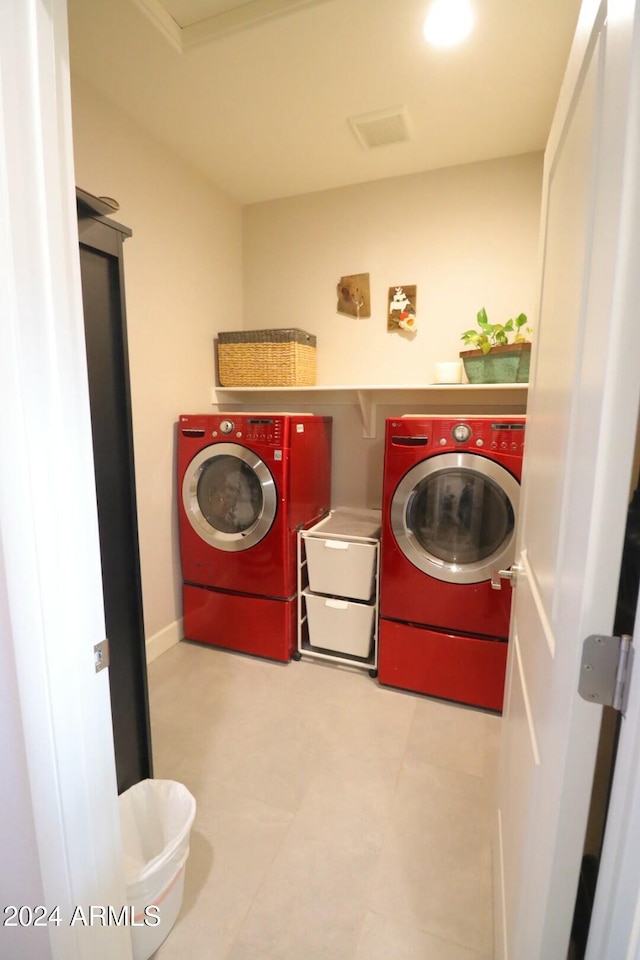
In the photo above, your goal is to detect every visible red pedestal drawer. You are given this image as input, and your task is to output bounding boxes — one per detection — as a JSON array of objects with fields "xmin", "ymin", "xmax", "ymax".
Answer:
[
  {"xmin": 378, "ymin": 617, "xmax": 507, "ymax": 712},
  {"xmin": 183, "ymin": 583, "xmax": 297, "ymax": 663}
]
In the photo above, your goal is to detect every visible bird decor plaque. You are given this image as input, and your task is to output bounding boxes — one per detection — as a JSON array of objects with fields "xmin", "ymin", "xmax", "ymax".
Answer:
[{"xmin": 388, "ymin": 285, "xmax": 417, "ymax": 332}]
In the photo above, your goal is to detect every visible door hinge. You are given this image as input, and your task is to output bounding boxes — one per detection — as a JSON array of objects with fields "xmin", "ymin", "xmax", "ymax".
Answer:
[
  {"xmin": 94, "ymin": 638, "xmax": 110, "ymax": 674},
  {"xmin": 578, "ymin": 634, "xmax": 633, "ymax": 714}
]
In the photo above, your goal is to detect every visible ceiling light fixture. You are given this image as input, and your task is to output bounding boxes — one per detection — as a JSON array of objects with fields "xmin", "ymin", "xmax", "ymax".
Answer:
[{"xmin": 422, "ymin": 0, "xmax": 474, "ymax": 48}]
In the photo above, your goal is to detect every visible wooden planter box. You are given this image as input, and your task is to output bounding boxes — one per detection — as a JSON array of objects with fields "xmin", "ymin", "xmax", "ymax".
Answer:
[{"xmin": 460, "ymin": 342, "xmax": 531, "ymax": 384}]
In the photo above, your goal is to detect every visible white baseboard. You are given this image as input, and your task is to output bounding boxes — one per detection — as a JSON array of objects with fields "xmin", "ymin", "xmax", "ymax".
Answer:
[{"xmin": 146, "ymin": 618, "xmax": 183, "ymax": 663}]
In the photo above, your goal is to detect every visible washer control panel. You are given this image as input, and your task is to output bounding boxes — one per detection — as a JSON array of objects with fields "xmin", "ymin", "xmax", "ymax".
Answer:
[
  {"xmin": 214, "ymin": 417, "xmax": 283, "ymax": 443},
  {"xmin": 179, "ymin": 414, "xmax": 285, "ymax": 445},
  {"xmin": 240, "ymin": 418, "xmax": 283, "ymax": 443}
]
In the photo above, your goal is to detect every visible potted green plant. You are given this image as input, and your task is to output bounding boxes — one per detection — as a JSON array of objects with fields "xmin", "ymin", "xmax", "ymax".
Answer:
[{"xmin": 459, "ymin": 308, "xmax": 532, "ymax": 383}]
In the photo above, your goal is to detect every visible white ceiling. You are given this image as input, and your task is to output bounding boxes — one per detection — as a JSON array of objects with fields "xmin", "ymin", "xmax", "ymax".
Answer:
[{"xmin": 67, "ymin": 0, "xmax": 583, "ymax": 205}]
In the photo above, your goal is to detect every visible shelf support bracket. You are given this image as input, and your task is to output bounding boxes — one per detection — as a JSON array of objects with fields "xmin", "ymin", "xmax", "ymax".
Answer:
[{"xmin": 356, "ymin": 390, "xmax": 377, "ymax": 438}]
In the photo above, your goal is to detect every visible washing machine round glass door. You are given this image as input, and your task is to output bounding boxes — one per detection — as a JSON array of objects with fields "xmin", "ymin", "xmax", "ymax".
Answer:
[
  {"xmin": 390, "ymin": 452, "xmax": 520, "ymax": 584},
  {"xmin": 182, "ymin": 443, "xmax": 277, "ymax": 552}
]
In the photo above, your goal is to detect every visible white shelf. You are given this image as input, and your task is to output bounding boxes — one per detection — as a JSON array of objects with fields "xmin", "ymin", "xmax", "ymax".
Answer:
[{"xmin": 212, "ymin": 383, "xmax": 528, "ymax": 438}]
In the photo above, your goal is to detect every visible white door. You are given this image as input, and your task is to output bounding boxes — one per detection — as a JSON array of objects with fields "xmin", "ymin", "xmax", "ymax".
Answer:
[
  {"xmin": 0, "ymin": 1, "xmax": 133, "ymax": 958},
  {"xmin": 494, "ymin": 1, "xmax": 640, "ymax": 957}
]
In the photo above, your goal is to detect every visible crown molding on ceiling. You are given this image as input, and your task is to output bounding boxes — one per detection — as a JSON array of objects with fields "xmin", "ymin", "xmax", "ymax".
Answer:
[
  {"xmin": 131, "ymin": 0, "xmax": 330, "ymax": 52},
  {"xmin": 131, "ymin": 0, "xmax": 183, "ymax": 51}
]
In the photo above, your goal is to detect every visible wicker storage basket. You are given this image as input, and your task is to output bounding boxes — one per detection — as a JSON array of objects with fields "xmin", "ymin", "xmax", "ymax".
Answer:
[{"xmin": 217, "ymin": 328, "xmax": 317, "ymax": 387}]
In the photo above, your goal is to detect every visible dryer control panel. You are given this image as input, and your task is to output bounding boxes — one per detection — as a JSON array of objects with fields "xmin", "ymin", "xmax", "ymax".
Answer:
[
  {"xmin": 390, "ymin": 415, "xmax": 526, "ymax": 456},
  {"xmin": 440, "ymin": 419, "xmax": 525, "ymax": 452},
  {"xmin": 485, "ymin": 421, "xmax": 526, "ymax": 452}
]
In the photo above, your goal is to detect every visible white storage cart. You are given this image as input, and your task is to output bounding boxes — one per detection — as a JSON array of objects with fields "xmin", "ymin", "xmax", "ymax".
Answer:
[{"xmin": 296, "ymin": 508, "xmax": 381, "ymax": 675}]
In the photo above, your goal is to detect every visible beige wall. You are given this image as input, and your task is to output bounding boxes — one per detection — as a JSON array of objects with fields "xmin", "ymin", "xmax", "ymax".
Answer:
[
  {"xmin": 239, "ymin": 155, "xmax": 541, "ymax": 507},
  {"xmin": 71, "ymin": 77, "xmax": 243, "ymax": 643},
  {"xmin": 243, "ymin": 153, "xmax": 543, "ymax": 385}
]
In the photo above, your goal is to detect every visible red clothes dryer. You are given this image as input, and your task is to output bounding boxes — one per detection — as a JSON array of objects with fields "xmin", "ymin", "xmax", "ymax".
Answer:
[
  {"xmin": 178, "ymin": 413, "xmax": 332, "ymax": 662},
  {"xmin": 379, "ymin": 415, "xmax": 525, "ymax": 711}
]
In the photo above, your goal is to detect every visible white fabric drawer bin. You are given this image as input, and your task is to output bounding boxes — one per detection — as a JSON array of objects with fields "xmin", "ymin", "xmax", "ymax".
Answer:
[
  {"xmin": 305, "ymin": 537, "xmax": 377, "ymax": 601},
  {"xmin": 303, "ymin": 590, "xmax": 375, "ymax": 658}
]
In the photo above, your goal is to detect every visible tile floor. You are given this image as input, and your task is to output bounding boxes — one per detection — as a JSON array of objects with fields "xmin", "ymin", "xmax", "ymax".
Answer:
[{"xmin": 148, "ymin": 641, "xmax": 500, "ymax": 960}]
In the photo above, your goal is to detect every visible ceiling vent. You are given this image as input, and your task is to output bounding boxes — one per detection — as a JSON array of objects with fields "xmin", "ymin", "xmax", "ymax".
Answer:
[{"xmin": 348, "ymin": 106, "xmax": 411, "ymax": 150}]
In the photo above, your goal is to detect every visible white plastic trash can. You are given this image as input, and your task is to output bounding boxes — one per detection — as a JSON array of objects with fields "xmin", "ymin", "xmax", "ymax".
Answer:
[{"xmin": 118, "ymin": 778, "xmax": 196, "ymax": 960}]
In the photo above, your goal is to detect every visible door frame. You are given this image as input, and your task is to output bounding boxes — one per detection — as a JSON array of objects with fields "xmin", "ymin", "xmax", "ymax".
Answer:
[
  {"xmin": 0, "ymin": 1, "xmax": 132, "ymax": 957},
  {"xmin": 587, "ymin": 612, "xmax": 640, "ymax": 957},
  {"xmin": 79, "ymin": 209, "xmax": 154, "ymax": 793}
]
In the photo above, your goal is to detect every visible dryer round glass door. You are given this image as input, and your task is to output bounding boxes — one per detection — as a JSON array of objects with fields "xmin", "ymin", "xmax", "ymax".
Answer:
[
  {"xmin": 390, "ymin": 452, "xmax": 520, "ymax": 583},
  {"xmin": 182, "ymin": 443, "xmax": 277, "ymax": 552}
]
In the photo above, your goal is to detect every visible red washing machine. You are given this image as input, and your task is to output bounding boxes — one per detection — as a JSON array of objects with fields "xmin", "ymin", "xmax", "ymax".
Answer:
[
  {"xmin": 379, "ymin": 415, "xmax": 525, "ymax": 711},
  {"xmin": 178, "ymin": 413, "xmax": 332, "ymax": 662}
]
